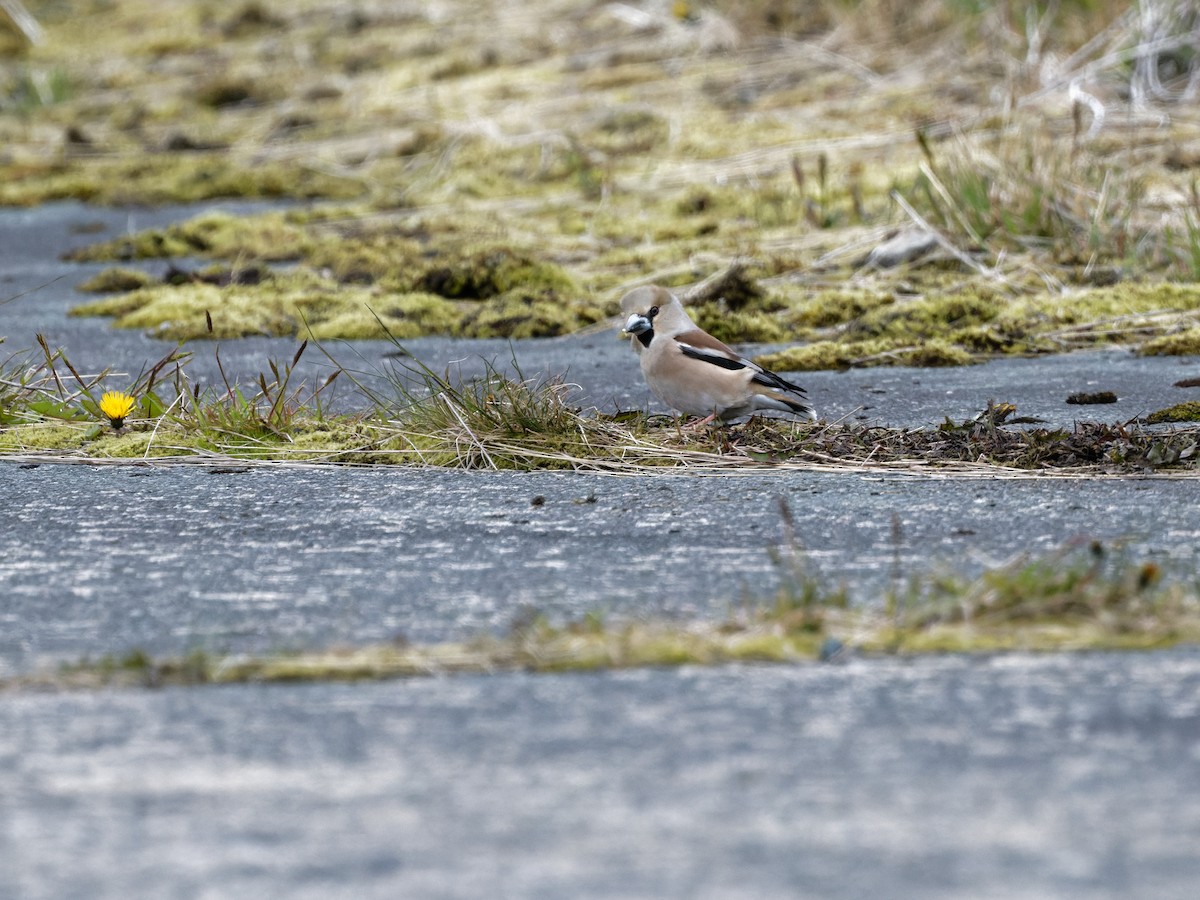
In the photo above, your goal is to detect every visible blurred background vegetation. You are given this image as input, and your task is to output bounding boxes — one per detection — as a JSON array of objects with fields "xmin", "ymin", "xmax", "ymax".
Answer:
[{"xmin": 4, "ymin": 0, "xmax": 1200, "ymax": 351}]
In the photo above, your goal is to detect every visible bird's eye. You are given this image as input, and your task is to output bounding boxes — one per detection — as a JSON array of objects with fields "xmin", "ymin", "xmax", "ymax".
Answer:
[{"xmin": 648, "ymin": 305, "xmax": 659, "ymax": 317}]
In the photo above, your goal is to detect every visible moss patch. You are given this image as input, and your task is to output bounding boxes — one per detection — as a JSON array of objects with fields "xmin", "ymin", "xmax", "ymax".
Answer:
[
  {"xmin": 752, "ymin": 283, "xmax": 1200, "ymax": 370},
  {"xmin": 1146, "ymin": 402, "xmax": 1200, "ymax": 424},
  {"xmin": 682, "ymin": 308, "xmax": 777, "ymax": 343},
  {"xmin": 458, "ymin": 288, "xmax": 601, "ymax": 339},
  {"xmin": 89, "ymin": 430, "xmax": 190, "ymax": 459},
  {"xmin": 0, "ymin": 422, "xmax": 87, "ymax": 452},
  {"xmin": 850, "ymin": 292, "xmax": 1004, "ymax": 343},
  {"xmin": 70, "ymin": 271, "xmax": 353, "ymax": 340},
  {"xmin": 76, "ymin": 267, "xmax": 157, "ymax": 293},
  {"xmin": 305, "ymin": 293, "xmax": 460, "ymax": 340},
  {"xmin": 70, "ymin": 265, "xmax": 601, "ymax": 341},
  {"xmin": 0, "ymin": 154, "xmax": 366, "ymax": 206},
  {"xmin": 66, "ymin": 210, "xmax": 313, "ymax": 262},
  {"xmin": 792, "ymin": 289, "xmax": 896, "ymax": 329},
  {"xmin": 757, "ymin": 334, "xmax": 974, "ymax": 371},
  {"xmin": 1138, "ymin": 328, "xmax": 1200, "ymax": 356},
  {"xmin": 400, "ymin": 247, "xmax": 575, "ymax": 300}
]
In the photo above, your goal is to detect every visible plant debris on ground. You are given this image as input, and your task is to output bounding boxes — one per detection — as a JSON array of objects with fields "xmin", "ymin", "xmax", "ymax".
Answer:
[{"xmin": 6, "ymin": 537, "xmax": 1198, "ymax": 692}]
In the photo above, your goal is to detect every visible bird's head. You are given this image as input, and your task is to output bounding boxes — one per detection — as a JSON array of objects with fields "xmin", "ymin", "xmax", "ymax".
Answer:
[
  {"xmin": 621, "ymin": 306, "xmax": 657, "ymax": 337},
  {"xmin": 617, "ymin": 285, "xmax": 683, "ymax": 346},
  {"xmin": 619, "ymin": 285, "xmax": 674, "ymax": 319}
]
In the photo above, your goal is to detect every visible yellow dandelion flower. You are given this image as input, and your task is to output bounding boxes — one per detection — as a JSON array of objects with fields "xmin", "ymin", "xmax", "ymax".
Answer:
[{"xmin": 99, "ymin": 391, "xmax": 136, "ymax": 429}]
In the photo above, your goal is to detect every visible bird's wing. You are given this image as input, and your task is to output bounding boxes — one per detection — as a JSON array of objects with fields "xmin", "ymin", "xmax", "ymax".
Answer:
[
  {"xmin": 677, "ymin": 341, "xmax": 747, "ymax": 372},
  {"xmin": 675, "ymin": 331, "xmax": 808, "ymax": 397},
  {"xmin": 674, "ymin": 328, "xmax": 753, "ymax": 375},
  {"xmin": 673, "ymin": 328, "xmax": 739, "ymax": 357}
]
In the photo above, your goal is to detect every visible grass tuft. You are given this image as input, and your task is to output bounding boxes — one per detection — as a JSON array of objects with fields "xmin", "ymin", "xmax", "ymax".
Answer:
[{"xmin": 5, "ymin": 335, "xmax": 1200, "ymax": 474}]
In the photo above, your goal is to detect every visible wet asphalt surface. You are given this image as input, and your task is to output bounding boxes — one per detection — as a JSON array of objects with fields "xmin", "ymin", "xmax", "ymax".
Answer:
[
  {"xmin": 6, "ymin": 653, "xmax": 1200, "ymax": 900},
  {"xmin": 4, "ymin": 202, "xmax": 1200, "ymax": 898},
  {"xmin": 3, "ymin": 464, "xmax": 1200, "ymax": 678}
]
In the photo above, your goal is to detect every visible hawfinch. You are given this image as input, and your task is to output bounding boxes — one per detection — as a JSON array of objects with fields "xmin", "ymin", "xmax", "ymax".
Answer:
[{"xmin": 619, "ymin": 285, "xmax": 814, "ymax": 423}]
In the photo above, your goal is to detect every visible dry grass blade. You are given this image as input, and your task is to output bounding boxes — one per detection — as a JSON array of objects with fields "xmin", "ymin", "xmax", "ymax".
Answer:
[{"xmin": 0, "ymin": 0, "xmax": 42, "ymax": 44}]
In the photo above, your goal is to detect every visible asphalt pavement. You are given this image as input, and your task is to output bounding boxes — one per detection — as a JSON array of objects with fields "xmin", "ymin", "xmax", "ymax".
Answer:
[
  {"xmin": 5, "ymin": 653, "xmax": 1200, "ymax": 899},
  {"xmin": 4, "ymin": 201, "xmax": 1200, "ymax": 899}
]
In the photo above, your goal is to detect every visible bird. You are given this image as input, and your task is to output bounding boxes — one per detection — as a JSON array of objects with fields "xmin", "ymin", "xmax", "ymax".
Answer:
[{"xmin": 618, "ymin": 285, "xmax": 814, "ymax": 424}]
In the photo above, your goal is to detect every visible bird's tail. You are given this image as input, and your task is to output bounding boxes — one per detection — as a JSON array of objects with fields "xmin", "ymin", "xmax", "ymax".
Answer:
[{"xmin": 757, "ymin": 390, "xmax": 815, "ymax": 420}]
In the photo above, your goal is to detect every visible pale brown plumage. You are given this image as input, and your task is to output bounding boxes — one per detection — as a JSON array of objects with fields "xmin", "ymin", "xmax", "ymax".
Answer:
[{"xmin": 618, "ymin": 285, "xmax": 814, "ymax": 423}]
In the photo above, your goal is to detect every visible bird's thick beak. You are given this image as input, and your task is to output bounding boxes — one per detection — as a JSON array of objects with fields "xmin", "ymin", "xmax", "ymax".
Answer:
[{"xmin": 622, "ymin": 313, "xmax": 652, "ymax": 336}]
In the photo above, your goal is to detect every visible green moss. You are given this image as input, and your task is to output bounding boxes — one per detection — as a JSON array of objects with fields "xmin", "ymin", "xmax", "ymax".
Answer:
[
  {"xmin": 54, "ymin": 168, "xmax": 1200, "ymax": 350},
  {"xmin": 949, "ymin": 324, "xmax": 1028, "ymax": 353},
  {"xmin": 283, "ymin": 422, "xmax": 385, "ymax": 462},
  {"xmin": 90, "ymin": 430, "xmax": 189, "ymax": 458},
  {"xmin": 71, "ymin": 265, "xmax": 597, "ymax": 341},
  {"xmin": 0, "ymin": 423, "xmax": 88, "ymax": 452},
  {"xmin": 72, "ymin": 270, "xmax": 373, "ymax": 340},
  {"xmin": 793, "ymin": 290, "xmax": 895, "ymax": 328},
  {"xmin": 1146, "ymin": 402, "xmax": 1200, "ymax": 424},
  {"xmin": 584, "ymin": 107, "xmax": 669, "ymax": 156},
  {"xmin": 302, "ymin": 220, "xmax": 559, "ymax": 292},
  {"xmin": 691, "ymin": 306, "xmax": 788, "ymax": 344},
  {"xmin": 66, "ymin": 211, "xmax": 313, "ymax": 262},
  {"xmin": 1138, "ymin": 328, "xmax": 1200, "ymax": 356},
  {"xmin": 755, "ymin": 337, "xmax": 972, "ymax": 371},
  {"xmin": 76, "ymin": 282, "xmax": 247, "ymax": 339},
  {"xmin": 896, "ymin": 341, "xmax": 976, "ymax": 367},
  {"xmin": 64, "ymin": 201, "xmax": 602, "ymax": 339},
  {"xmin": 459, "ymin": 289, "xmax": 596, "ymax": 339},
  {"xmin": 305, "ymin": 292, "xmax": 460, "ymax": 340},
  {"xmin": 410, "ymin": 248, "xmax": 577, "ymax": 299},
  {"xmin": 0, "ymin": 155, "xmax": 365, "ymax": 206},
  {"xmin": 308, "ymin": 235, "xmax": 424, "ymax": 285},
  {"xmin": 861, "ymin": 623, "xmax": 1192, "ymax": 654},
  {"xmin": 722, "ymin": 632, "xmax": 805, "ymax": 662},
  {"xmin": 849, "ymin": 292, "xmax": 1003, "ymax": 342},
  {"xmin": 76, "ymin": 267, "xmax": 157, "ymax": 293},
  {"xmin": 754, "ymin": 283, "xmax": 1200, "ymax": 368},
  {"xmin": 755, "ymin": 340, "xmax": 886, "ymax": 371},
  {"xmin": 999, "ymin": 284, "xmax": 1200, "ymax": 333},
  {"xmin": 69, "ymin": 289, "xmax": 157, "ymax": 321}
]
